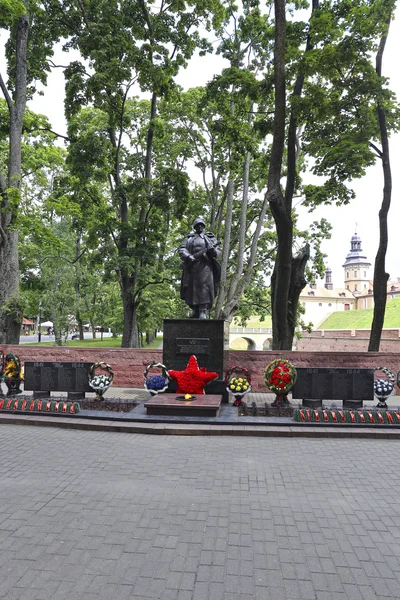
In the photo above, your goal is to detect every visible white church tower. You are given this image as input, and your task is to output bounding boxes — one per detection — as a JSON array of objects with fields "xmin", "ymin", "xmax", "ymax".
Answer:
[{"xmin": 342, "ymin": 231, "xmax": 371, "ymax": 295}]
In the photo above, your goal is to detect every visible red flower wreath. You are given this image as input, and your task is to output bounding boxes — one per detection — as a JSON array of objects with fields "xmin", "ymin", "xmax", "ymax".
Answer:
[
  {"xmin": 168, "ymin": 355, "xmax": 218, "ymax": 395},
  {"xmin": 264, "ymin": 359, "xmax": 297, "ymax": 395}
]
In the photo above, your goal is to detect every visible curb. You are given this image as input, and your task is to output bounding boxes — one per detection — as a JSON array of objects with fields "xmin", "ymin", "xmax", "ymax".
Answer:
[{"xmin": 1, "ymin": 413, "xmax": 400, "ymax": 438}]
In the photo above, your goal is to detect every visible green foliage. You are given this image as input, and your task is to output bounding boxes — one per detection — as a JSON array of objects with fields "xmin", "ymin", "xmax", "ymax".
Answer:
[
  {"xmin": 2, "ymin": 0, "xmax": 399, "ymax": 348},
  {"xmin": 1, "ymin": 295, "xmax": 24, "ymax": 323},
  {"xmin": 0, "ymin": 0, "xmax": 25, "ymax": 25}
]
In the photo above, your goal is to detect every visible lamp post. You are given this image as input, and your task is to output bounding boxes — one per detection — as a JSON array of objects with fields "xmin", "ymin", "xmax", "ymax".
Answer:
[{"xmin": 37, "ymin": 301, "xmax": 42, "ymax": 343}]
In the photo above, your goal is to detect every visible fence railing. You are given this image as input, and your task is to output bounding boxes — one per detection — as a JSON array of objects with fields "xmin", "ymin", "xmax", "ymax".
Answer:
[{"xmin": 230, "ymin": 327, "xmax": 272, "ymax": 334}]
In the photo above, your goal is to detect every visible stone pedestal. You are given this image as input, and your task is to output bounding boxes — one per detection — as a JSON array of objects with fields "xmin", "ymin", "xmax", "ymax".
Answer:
[
  {"xmin": 163, "ymin": 319, "xmax": 229, "ymax": 401},
  {"xmin": 145, "ymin": 394, "xmax": 222, "ymax": 417},
  {"xmin": 302, "ymin": 398, "xmax": 323, "ymax": 409},
  {"xmin": 343, "ymin": 399, "xmax": 363, "ymax": 410}
]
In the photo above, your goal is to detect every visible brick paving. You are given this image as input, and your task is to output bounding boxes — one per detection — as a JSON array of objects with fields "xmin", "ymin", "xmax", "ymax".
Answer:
[{"xmin": 1, "ymin": 427, "xmax": 400, "ymax": 599}]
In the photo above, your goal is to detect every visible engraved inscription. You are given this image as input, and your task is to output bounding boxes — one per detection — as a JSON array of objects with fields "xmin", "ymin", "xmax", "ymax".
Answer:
[
  {"xmin": 24, "ymin": 362, "xmax": 92, "ymax": 392},
  {"xmin": 176, "ymin": 338, "xmax": 210, "ymax": 355},
  {"xmin": 292, "ymin": 368, "xmax": 373, "ymax": 400}
]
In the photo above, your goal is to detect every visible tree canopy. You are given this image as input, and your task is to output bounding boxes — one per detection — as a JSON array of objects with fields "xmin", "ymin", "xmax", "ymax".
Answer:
[{"xmin": 0, "ymin": 0, "xmax": 398, "ymax": 348}]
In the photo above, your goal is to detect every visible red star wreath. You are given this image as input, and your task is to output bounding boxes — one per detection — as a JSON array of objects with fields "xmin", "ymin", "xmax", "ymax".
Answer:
[{"xmin": 168, "ymin": 355, "xmax": 219, "ymax": 395}]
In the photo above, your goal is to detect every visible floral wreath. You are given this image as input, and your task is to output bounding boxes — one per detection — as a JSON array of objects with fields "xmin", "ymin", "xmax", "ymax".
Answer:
[
  {"xmin": 224, "ymin": 366, "xmax": 251, "ymax": 403},
  {"xmin": 374, "ymin": 366, "xmax": 395, "ymax": 401},
  {"xmin": 264, "ymin": 359, "xmax": 297, "ymax": 396},
  {"xmin": 88, "ymin": 362, "xmax": 114, "ymax": 398},
  {"xmin": 2, "ymin": 352, "xmax": 23, "ymax": 385},
  {"xmin": 144, "ymin": 361, "xmax": 169, "ymax": 395},
  {"xmin": 0, "ymin": 347, "xmax": 4, "ymax": 378}
]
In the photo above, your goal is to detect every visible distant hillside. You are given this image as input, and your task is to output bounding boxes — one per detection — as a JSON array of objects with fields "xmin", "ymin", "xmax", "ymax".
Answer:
[{"xmin": 318, "ymin": 297, "xmax": 400, "ymax": 330}]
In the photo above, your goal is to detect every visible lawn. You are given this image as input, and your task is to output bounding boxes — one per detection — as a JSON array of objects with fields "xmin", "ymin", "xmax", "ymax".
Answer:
[
  {"xmin": 318, "ymin": 297, "xmax": 400, "ymax": 329},
  {"xmin": 23, "ymin": 335, "xmax": 163, "ymax": 349}
]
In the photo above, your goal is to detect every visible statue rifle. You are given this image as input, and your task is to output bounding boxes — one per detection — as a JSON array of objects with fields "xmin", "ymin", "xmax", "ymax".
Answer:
[{"xmin": 190, "ymin": 240, "xmax": 220, "ymax": 263}]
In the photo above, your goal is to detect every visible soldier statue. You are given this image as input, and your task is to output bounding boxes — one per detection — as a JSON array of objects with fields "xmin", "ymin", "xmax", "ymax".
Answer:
[{"xmin": 178, "ymin": 217, "xmax": 221, "ymax": 319}]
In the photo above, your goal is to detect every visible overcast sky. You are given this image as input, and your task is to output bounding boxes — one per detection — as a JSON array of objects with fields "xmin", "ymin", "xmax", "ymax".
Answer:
[{"xmin": 2, "ymin": 4, "xmax": 400, "ymax": 289}]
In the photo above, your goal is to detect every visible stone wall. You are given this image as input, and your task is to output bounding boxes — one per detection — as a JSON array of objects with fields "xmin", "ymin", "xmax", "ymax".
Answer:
[
  {"xmin": 297, "ymin": 329, "xmax": 400, "ymax": 352},
  {"xmin": 5, "ymin": 345, "xmax": 400, "ymax": 393}
]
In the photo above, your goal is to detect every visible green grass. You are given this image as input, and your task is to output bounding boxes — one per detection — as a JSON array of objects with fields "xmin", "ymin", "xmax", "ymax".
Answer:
[
  {"xmin": 318, "ymin": 296, "xmax": 400, "ymax": 330},
  {"xmin": 23, "ymin": 335, "xmax": 163, "ymax": 349},
  {"xmin": 232, "ymin": 315, "xmax": 272, "ymax": 328}
]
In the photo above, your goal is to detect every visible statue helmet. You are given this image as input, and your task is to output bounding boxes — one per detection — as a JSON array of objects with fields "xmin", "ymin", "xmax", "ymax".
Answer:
[{"xmin": 193, "ymin": 217, "xmax": 206, "ymax": 228}]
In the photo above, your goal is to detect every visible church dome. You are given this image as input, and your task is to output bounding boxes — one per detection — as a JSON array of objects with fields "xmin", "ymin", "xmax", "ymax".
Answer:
[
  {"xmin": 351, "ymin": 232, "xmax": 361, "ymax": 243},
  {"xmin": 342, "ymin": 231, "xmax": 370, "ymax": 267}
]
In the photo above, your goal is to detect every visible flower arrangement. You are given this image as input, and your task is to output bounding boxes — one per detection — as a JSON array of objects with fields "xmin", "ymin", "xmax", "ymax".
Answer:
[
  {"xmin": 264, "ymin": 359, "xmax": 297, "ymax": 407},
  {"xmin": 2, "ymin": 352, "xmax": 23, "ymax": 395},
  {"xmin": 229, "ymin": 377, "xmax": 250, "ymax": 393},
  {"xmin": 374, "ymin": 367, "xmax": 395, "ymax": 408},
  {"xmin": 88, "ymin": 362, "xmax": 114, "ymax": 400},
  {"xmin": 144, "ymin": 362, "xmax": 169, "ymax": 396},
  {"xmin": 225, "ymin": 366, "xmax": 251, "ymax": 406},
  {"xmin": 168, "ymin": 355, "xmax": 218, "ymax": 395},
  {"xmin": 91, "ymin": 374, "xmax": 110, "ymax": 388}
]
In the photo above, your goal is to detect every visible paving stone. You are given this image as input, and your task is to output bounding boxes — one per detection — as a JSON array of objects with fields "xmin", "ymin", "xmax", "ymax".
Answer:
[{"xmin": 1, "ymin": 428, "xmax": 400, "ymax": 599}]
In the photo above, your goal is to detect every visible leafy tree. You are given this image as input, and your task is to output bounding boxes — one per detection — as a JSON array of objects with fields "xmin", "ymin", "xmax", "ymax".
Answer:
[
  {"xmin": 0, "ymin": 0, "xmax": 29, "ymax": 343},
  {"xmin": 266, "ymin": 0, "xmax": 400, "ymax": 349},
  {"xmin": 43, "ymin": 0, "xmax": 224, "ymax": 347},
  {"xmin": 0, "ymin": 0, "xmax": 61, "ymax": 343},
  {"xmin": 168, "ymin": 7, "xmax": 330, "ymax": 327},
  {"xmin": 368, "ymin": 1, "xmax": 397, "ymax": 351}
]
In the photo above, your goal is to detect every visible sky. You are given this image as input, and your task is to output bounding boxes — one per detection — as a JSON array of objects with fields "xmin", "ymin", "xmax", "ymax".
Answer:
[{"xmin": 1, "ymin": 4, "xmax": 400, "ymax": 290}]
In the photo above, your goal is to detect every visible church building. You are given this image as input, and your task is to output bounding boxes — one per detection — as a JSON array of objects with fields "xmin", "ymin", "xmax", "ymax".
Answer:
[
  {"xmin": 299, "ymin": 230, "xmax": 400, "ymax": 328},
  {"xmin": 343, "ymin": 232, "xmax": 371, "ymax": 295}
]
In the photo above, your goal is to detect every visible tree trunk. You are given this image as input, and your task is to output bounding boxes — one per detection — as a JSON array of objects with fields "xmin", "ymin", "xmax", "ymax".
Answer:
[
  {"xmin": 0, "ymin": 7, "xmax": 29, "ymax": 345},
  {"xmin": 0, "ymin": 230, "xmax": 20, "ymax": 344},
  {"xmin": 268, "ymin": 0, "xmax": 318, "ymax": 349},
  {"xmin": 269, "ymin": 212, "xmax": 293, "ymax": 349},
  {"xmin": 368, "ymin": 18, "xmax": 392, "ymax": 352},
  {"xmin": 214, "ymin": 178, "xmax": 234, "ymax": 318},
  {"xmin": 267, "ymin": 0, "xmax": 290, "ymax": 349},
  {"xmin": 78, "ymin": 318, "xmax": 84, "ymax": 340},
  {"xmin": 287, "ymin": 244, "xmax": 310, "ymax": 344},
  {"xmin": 121, "ymin": 283, "xmax": 139, "ymax": 347}
]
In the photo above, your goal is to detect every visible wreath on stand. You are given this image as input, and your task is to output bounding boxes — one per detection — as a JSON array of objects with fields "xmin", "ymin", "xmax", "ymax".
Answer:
[
  {"xmin": 88, "ymin": 362, "xmax": 114, "ymax": 400},
  {"xmin": 224, "ymin": 366, "xmax": 251, "ymax": 406},
  {"xmin": 2, "ymin": 352, "xmax": 23, "ymax": 395},
  {"xmin": 374, "ymin": 366, "xmax": 395, "ymax": 409},
  {"xmin": 264, "ymin": 359, "xmax": 297, "ymax": 407},
  {"xmin": 0, "ymin": 348, "xmax": 4, "ymax": 394},
  {"xmin": 144, "ymin": 362, "xmax": 169, "ymax": 396}
]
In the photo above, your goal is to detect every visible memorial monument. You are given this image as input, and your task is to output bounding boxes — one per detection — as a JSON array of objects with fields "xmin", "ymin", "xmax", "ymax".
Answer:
[
  {"xmin": 178, "ymin": 217, "xmax": 221, "ymax": 319},
  {"xmin": 162, "ymin": 217, "xmax": 228, "ymax": 401}
]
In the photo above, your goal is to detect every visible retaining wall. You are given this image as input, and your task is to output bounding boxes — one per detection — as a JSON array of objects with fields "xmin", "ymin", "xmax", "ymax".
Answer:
[
  {"xmin": 4, "ymin": 346, "xmax": 400, "ymax": 393},
  {"xmin": 297, "ymin": 329, "xmax": 400, "ymax": 352}
]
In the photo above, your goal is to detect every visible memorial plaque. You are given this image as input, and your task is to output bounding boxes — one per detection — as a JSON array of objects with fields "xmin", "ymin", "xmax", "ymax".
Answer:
[
  {"xmin": 176, "ymin": 338, "xmax": 209, "ymax": 355},
  {"xmin": 24, "ymin": 362, "xmax": 92, "ymax": 393},
  {"xmin": 163, "ymin": 319, "xmax": 229, "ymax": 402},
  {"xmin": 292, "ymin": 368, "xmax": 374, "ymax": 401}
]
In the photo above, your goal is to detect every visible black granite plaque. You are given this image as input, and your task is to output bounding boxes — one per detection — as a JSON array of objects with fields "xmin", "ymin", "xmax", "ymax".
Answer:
[
  {"xmin": 292, "ymin": 368, "xmax": 374, "ymax": 401},
  {"xmin": 24, "ymin": 362, "xmax": 92, "ymax": 392},
  {"xmin": 163, "ymin": 319, "xmax": 229, "ymax": 401},
  {"xmin": 176, "ymin": 338, "xmax": 209, "ymax": 355}
]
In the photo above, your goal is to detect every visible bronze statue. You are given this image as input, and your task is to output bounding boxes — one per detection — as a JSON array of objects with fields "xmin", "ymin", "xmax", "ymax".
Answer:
[{"xmin": 178, "ymin": 217, "xmax": 221, "ymax": 319}]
